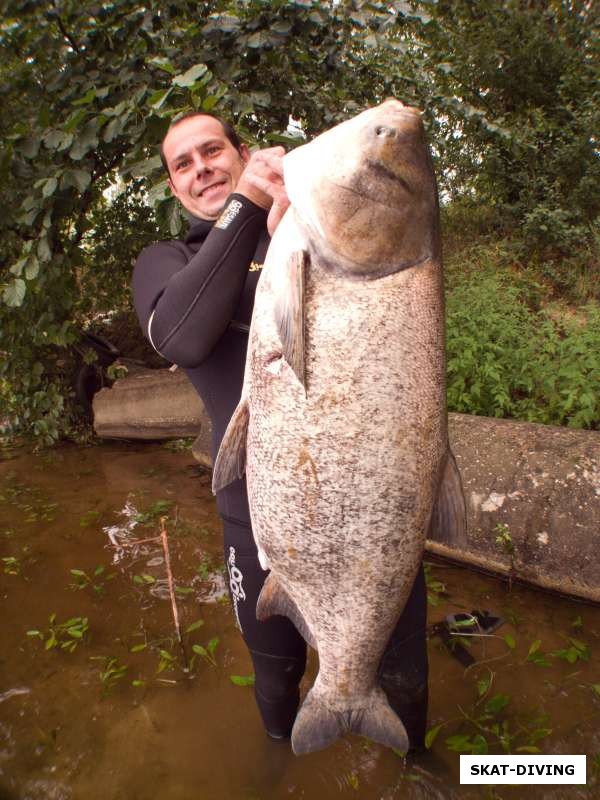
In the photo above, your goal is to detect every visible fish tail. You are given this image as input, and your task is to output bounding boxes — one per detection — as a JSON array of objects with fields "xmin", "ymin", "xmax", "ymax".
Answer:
[{"xmin": 291, "ymin": 686, "xmax": 409, "ymax": 756}]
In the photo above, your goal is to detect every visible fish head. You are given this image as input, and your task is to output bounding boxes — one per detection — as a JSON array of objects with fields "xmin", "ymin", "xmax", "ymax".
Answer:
[{"xmin": 284, "ymin": 99, "xmax": 440, "ymax": 278}]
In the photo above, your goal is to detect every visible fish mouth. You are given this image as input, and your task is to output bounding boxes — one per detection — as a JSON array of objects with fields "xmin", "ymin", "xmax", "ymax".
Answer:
[
  {"xmin": 322, "ymin": 159, "xmax": 412, "ymax": 211},
  {"xmin": 364, "ymin": 159, "xmax": 412, "ymax": 195}
]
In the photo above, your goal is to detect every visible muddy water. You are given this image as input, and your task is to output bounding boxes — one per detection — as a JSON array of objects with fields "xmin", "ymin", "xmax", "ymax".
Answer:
[{"xmin": 1, "ymin": 441, "xmax": 598, "ymax": 800}]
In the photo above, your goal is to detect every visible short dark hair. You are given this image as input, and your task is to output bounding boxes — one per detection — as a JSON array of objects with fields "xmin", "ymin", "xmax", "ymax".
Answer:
[{"xmin": 160, "ymin": 112, "xmax": 243, "ymax": 176}]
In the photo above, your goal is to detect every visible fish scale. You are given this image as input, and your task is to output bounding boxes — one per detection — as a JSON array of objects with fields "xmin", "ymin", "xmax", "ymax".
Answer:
[{"xmin": 213, "ymin": 99, "xmax": 466, "ymax": 755}]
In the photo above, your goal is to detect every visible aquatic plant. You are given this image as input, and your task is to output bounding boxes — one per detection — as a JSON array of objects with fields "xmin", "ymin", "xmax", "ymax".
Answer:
[
  {"xmin": 27, "ymin": 613, "xmax": 89, "ymax": 653},
  {"xmin": 2, "ymin": 556, "xmax": 20, "ymax": 575},
  {"xmin": 424, "ymin": 562, "xmax": 448, "ymax": 607},
  {"xmin": 230, "ymin": 674, "xmax": 255, "ymax": 687},
  {"xmin": 192, "ymin": 637, "xmax": 219, "ymax": 668},
  {"xmin": 97, "ymin": 657, "xmax": 129, "ymax": 694},
  {"xmin": 69, "ymin": 565, "xmax": 116, "ymax": 594}
]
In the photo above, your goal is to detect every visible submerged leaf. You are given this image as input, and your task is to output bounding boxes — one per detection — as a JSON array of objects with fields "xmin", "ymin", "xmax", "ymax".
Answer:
[{"xmin": 230, "ymin": 674, "xmax": 255, "ymax": 686}]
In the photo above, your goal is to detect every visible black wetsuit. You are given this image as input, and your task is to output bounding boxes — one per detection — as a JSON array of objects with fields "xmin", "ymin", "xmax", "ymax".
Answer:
[{"xmin": 133, "ymin": 194, "xmax": 428, "ymax": 745}]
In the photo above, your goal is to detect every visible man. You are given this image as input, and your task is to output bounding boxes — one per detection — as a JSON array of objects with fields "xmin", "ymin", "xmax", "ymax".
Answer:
[{"xmin": 133, "ymin": 112, "xmax": 428, "ymax": 748}]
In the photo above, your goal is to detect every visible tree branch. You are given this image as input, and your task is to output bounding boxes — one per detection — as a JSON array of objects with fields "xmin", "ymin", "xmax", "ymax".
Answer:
[{"xmin": 54, "ymin": 15, "xmax": 81, "ymax": 54}]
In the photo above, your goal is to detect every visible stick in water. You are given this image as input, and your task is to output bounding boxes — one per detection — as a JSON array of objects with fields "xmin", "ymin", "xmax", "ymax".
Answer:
[{"xmin": 160, "ymin": 516, "xmax": 189, "ymax": 671}]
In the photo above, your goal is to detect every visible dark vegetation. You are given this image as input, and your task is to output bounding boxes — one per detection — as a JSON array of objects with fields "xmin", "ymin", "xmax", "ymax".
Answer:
[{"xmin": 0, "ymin": 0, "xmax": 598, "ymax": 442}]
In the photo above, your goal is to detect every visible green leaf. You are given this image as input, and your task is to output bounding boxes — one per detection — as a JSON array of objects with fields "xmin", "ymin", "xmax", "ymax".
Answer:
[
  {"xmin": 103, "ymin": 117, "xmax": 124, "ymax": 143},
  {"xmin": 43, "ymin": 130, "xmax": 66, "ymax": 149},
  {"xmin": 69, "ymin": 121, "xmax": 99, "ymax": 160},
  {"xmin": 207, "ymin": 637, "xmax": 219, "ymax": 655},
  {"xmin": 229, "ymin": 674, "xmax": 255, "ymax": 686},
  {"xmin": 37, "ymin": 237, "xmax": 51, "ymax": 263},
  {"xmin": 192, "ymin": 644, "xmax": 207, "ymax": 657},
  {"xmin": 10, "ymin": 257, "xmax": 26, "ymax": 277},
  {"xmin": 20, "ymin": 137, "xmax": 40, "ymax": 158},
  {"xmin": 185, "ymin": 619, "xmax": 205, "ymax": 634},
  {"xmin": 25, "ymin": 255, "xmax": 40, "ymax": 280},
  {"xmin": 3, "ymin": 278, "xmax": 26, "ymax": 307},
  {"xmin": 73, "ymin": 88, "xmax": 97, "ymax": 106},
  {"xmin": 172, "ymin": 64, "xmax": 208, "ymax": 88},
  {"xmin": 202, "ymin": 95, "xmax": 220, "ymax": 112},
  {"xmin": 425, "ymin": 722, "xmax": 443, "ymax": 749},
  {"xmin": 147, "ymin": 58, "xmax": 176, "ymax": 74},
  {"xmin": 147, "ymin": 88, "xmax": 172, "ymax": 110},
  {"xmin": 167, "ymin": 199, "xmax": 182, "ymax": 237},
  {"xmin": 126, "ymin": 155, "xmax": 162, "ymax": 179},
  {"xmin": 62, "ymin": 169, "xmax": 91, "ymax": 193},
  {"xmin": 42, "ymin": 177, "xmax": 58, "ymax": 198},
  {"xmin": 80, "ymin": 510, "xmax": 100, "ymax": 527},
  {"xmin": 147, "ymin": 180, "xmax": 170, "ymax": 205},
  {"xmin": 527, "ymin": 639, "xmax": 541, "ymax": 657},
  {"xmin": 247, "ymin": 32, "xmax": 269, "ymax": 48},
  {"xmin": 445, "ymin": 734, "xmax": 474, "ymax": 752},
  {"xmin": 568, "ymin": 637, "xmax": 588, "ymax": 652},
  {"xmin": 484, "ymin": 693, "xmax": 510, "ymax": 715},
  {"xmin": 504, "ymin": 633, "xmax": 516, "ymax": 650},
  {"xmin": 130, "ymin": 643, "xmax": 147, "ymax": 653},
  {"xmin": 64, "ymin": 108, "xmax": 87, "ymax": 132}
]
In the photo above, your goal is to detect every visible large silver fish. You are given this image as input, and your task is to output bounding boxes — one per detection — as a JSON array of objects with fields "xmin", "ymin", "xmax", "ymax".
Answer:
[{"xmin": 213, "ymin": 99, "xmax": 466, "ymax": 756}]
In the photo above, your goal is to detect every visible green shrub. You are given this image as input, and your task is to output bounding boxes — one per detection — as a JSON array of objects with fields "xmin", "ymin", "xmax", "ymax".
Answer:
[{"xmin": 446, "ymin": 270, "xmax": 599, "ymax": 429}]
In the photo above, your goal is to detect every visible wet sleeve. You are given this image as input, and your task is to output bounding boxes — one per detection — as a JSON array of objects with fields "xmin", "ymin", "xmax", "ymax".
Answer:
[{"xmin": 132, "ymin": 194, "xmax": 267, "ymax": 368}]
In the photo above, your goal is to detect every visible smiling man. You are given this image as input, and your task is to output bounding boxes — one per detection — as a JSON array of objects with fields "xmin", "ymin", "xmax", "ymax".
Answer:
[
  {"xmin": 132, "ymin": 112, "xmax": 429, "ymax": 750},
  {"xmin": 160, "ymin": 113, "xmax": 289, "ymax": 231},
  {"xmin": 133, "ymin": 112, "xmax": 310, "ymax": 741}
]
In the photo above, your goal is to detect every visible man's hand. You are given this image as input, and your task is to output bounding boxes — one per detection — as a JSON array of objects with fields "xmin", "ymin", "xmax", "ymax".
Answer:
[{"xmin": 235, "ymin": 147, "xmax": 290, "ymax": 236}]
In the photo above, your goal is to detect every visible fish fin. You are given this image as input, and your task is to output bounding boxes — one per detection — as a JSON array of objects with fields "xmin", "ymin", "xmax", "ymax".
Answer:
[
  {"xmin": 256, "ymin": 574, "xmax": 317, "ymax": 648},
  {"xmin": 292, "ymin": 688, "xmax": 408, "ymax": 756},
  {"xmin": 428, "ymin": 448, "xmax": 468, "ymax": 547},
  {"xmin": 274, "ymin": 250, "xmax": 307, "ymax": 390},
  {"xmin": 257, "ymin": 547, "xmax": 270, "ymax": 571},
  {"xmin": 211, "ymin": 400, "xmax": 249, "ymax": 493}
]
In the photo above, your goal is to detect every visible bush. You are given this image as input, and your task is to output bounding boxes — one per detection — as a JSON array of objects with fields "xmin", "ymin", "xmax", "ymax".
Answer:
[{"xmin": 446, "ymin": 269, "xmax": 600, "ymax": 429}]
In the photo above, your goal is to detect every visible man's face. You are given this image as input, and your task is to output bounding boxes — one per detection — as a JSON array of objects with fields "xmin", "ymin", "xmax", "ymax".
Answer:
[{"xmin": 163, "ymin": 116, "xmax": 249, "ymax": 220}]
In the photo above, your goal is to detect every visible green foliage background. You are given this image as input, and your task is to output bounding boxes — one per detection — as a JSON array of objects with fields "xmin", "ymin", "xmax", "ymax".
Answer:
[{"xmin": 0, "ymin": 0, "xmax": 598, "ymax": 441}]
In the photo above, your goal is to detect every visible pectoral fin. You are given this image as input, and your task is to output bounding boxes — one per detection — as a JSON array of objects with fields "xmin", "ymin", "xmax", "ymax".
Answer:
[
  {"xmin": 211, "ymin": 400, "xmax": 249, "ymax": 493},
  {"xmin": 256, "ymin": 573, "xmax": 316, "ymax": 649},
  {"xmin": 428, "ymin": 449, "xmax": 468, "ymax": 547},
  {"xmin": 274, "ymin": 250, "xmax": 307, "ymax": 390}
]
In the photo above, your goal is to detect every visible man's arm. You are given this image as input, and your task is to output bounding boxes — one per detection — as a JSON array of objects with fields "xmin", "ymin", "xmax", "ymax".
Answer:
[{"xmin": 132, "ymin": 193, "xmax": 267, "ymax": 368}]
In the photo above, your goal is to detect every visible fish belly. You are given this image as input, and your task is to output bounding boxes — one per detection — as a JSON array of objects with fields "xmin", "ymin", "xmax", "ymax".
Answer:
[{"xmin": 246, "ymin": 257, "xmax": 445, "ymax": 714}]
